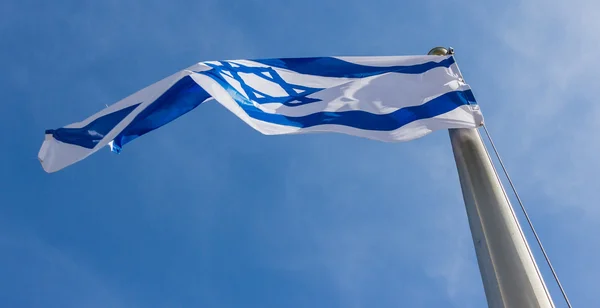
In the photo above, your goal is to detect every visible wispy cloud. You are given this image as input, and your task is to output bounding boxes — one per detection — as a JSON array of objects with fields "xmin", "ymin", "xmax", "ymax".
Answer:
[
  {"xmin": 481, "ymin": 0, "xmax": 600, "ymax": 215},
  {"xmin": 3, "ymin": 0, "xmax": 598, "ymax": 306},
  {"xmin": 249, "ymin": 134, "xmax": 486, "ymax": 307},
  {"xmin": 461, "ymin": 0, "xmax": 600, "ymax": 305}
]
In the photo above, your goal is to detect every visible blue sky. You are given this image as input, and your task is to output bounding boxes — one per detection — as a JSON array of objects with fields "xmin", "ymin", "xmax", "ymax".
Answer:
[{"xmin": 0, "ymin": 0, "xmax": 597, "ymax": 307}]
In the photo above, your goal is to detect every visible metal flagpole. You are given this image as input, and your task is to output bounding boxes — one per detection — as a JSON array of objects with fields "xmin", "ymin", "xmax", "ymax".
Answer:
[{"xmin": 428, "ymin": 47, "xmax": 555, "ymax": 308}]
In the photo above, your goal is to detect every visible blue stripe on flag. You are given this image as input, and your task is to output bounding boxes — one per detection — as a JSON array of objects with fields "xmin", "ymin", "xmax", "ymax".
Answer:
[
  {"xmin": 202, "ymin": 67, "xmax": 476, "ymax": 131},
  {"xmin": 253, "ymin": 56, "xmax": 456, "ymax": 78},
  {"xmin": 111, "ymin": 76, "xmax": 211, "ymax": 152},
  {"xmin": 45, "ymin": 103, "xmax": 140, "ymax": 149},
  {"xmin": 47, "ymin": 76, "xmax": 211, "ymax": 151},
  {"xmin": 244, "ymin": 90, "xmax": 476, "ymax": 131}
]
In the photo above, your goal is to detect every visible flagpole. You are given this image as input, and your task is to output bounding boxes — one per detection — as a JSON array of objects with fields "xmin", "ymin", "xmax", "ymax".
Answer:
[{"xmin": 428, "ymin": 47, "xmax": 555, "ymax": 308}]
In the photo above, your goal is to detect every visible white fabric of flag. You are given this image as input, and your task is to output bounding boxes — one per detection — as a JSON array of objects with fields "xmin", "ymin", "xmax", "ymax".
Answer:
[{"xmin": 38, "ymin": 55, "xmax": 484, "ymax": 173}]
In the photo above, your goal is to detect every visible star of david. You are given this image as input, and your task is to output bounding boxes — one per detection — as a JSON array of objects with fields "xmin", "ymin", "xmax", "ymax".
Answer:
[{"xmin": 201, "ymin": 61, "xmax": 323, "ymax": 106}]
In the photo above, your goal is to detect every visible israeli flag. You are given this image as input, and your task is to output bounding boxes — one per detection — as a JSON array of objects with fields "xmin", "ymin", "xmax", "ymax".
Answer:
[{"xmin": 38, "ymin": 55, "xmax": 483, "ymax": 173}]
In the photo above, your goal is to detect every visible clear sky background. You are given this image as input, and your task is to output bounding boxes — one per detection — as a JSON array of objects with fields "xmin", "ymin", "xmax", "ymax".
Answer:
[{"xmin": 1, "ymin": 0, "xmax": 597, "ymax": 307}]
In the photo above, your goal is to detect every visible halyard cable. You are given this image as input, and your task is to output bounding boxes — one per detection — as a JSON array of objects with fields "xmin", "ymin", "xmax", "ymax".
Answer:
[{"xmin": 481, "ymin": 124, "xmax": 572, "ymax": 308}]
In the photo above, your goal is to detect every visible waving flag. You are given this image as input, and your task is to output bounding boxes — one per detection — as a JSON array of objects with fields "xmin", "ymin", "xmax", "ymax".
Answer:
[{"xmin": 38, "ymin": 55, "xmax": 483, "ymax": 173}]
